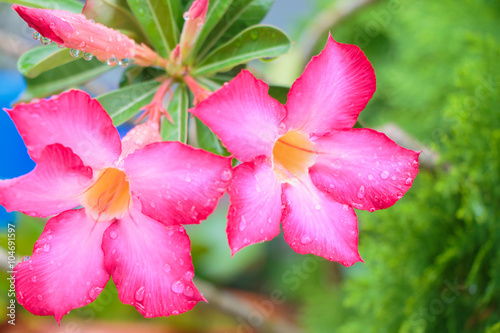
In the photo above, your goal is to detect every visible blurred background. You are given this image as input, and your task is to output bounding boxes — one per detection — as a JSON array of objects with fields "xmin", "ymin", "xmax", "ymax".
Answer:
[{"xmin": 1, "ymin": 0, "xmax": 499, "ymax": 332}]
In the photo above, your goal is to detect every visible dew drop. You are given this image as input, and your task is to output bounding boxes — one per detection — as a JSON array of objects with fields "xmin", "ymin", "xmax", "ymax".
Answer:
[
  {"xmin": 185, "ymin": 271, "xmax": 194, "ymax": 280},
  {"xmin": 119, "ymin": 58, "xmax": 131, "ymax": 67},
  {"xmin": 332, "ymin": 159, "xmax": 341, "ymax": 169},
  {"xmin": 391, "ymin": 175, "xmax": 397, "ymax": 181},
  {"xmin": 342, "ymin": 204, "xmax": 349, "ymax": 211},
  {"xmin": 357, "ymin": 186, "xmax": 365, "ymax": 199},
  {"xmin": 40, "ymin": 36, "xmax": 52, "ymax": 45},
  {"xmin": 106, "ymin": 56, "xmax": 118, "ymax": 66},
  {"xmin": 183, "ymin": 11, "xmax": 189, "ymax": 20},
  {"xmin": 109, "ymin": 231, "xmax": 118, "ymax": 239},
  {"xmin": 163, "ymin": 263, "xmax": 171, "ymax": 272},
  {"xmin": 397, "ymin": 192, "xmax": 404, "ymax": 199},
  {"xmin": 33, "ymin": 31, "xmax": 41, "ymax": 40},
  {"xmin": 172, "ymin": 310, "xmax": 179, "ymax": 315},
  {"xmin": 185, "ymin": 175, "xmax": 191, "ymax": 182},
  {"xmin": 37, "ymin": 294, "xmax": 43, "ymax": 301},
  {"xmin": 70, "ymin": 48, "xmax": 80, "ymax": 58},
  {"xmin": 42, "ymin": 243, "xmax": 50, "ymax": 252},
  {"xmin": 380, "ymin": 170, "xmax": 389, "ymax": 179},
  {"xmin": 314, "ymin": 204, "xmax": 321, "ymax": 210},
  {"xmin": 135, "ymin": 286, "xmax": 145, "ymax": 302},
  {"xmin": 31, "ymin": 275, "xmax": 37, "ymax": 282},
  {"xmin": 22, "ymin": 255, "xmax": 31, "ymax": 262},
  {"xmin": 89, "ymin": 286, "xmax": 103, "ymax": 299},
  {"xmin": 250, "ymin": 30, "xmax": 259, "ymax": 40},
  {"xmin": 83, "ymin": 52, "xmax": 93, "ymax": 61},
  {"xmin": 368, "ymin": 174, "xmax": 374, "ymax": 181},
  {"xmin": 171, "ymin": 279, "xmax": 184, "ymax": 294},
  {"xmin": 221, "ymin": 169, "xmax": 232, "ymax": 181},
  {"xmin": 79, "ymin": 41, "xmax": 86, "ymax": 48},
  {"xmin": 239, "ymin": 218, "xmax": 247, "ymax": 231},
  {"xmin": 369, "ymin": 207, "xmax": 375, "ymax": 212},
  {"xmin": 405, "ymin": 177, "xmax": 413, "ymax": 185},
  {"xmin": 300, "ymin": 235, "xmax": 313, "ymax": 245},
  {"xmin": 183, "ymin": 286, "xmax": 194, "ymax": 297}
]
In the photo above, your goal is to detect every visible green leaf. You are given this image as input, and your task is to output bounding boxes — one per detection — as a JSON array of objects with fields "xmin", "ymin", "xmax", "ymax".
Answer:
[
  {"xmin": 97, "ymin": 80, "xmax": 161, "ymax": 126},
  {"xmin": 268, "ymin": 85, "xmax": 289, "ymax": 104},
  {"xmin": 2, "ymin": 0, "xmax": 83, "ymax": 12},
  {"xmin": 126, "ymin": 0, "xmax": 180, "ymax": 57},
  {"xmin": 82, "ymin": 0, "xmax": 149, "ymax": 43},
  {"xmin": 197, "ymin": 0, "xmax": 273, "ymax": 59},
  {"xmin": 161, "ymin": 84, "xmax": 188, "ymax": 143},
  {"xmin": 192, "ymin": 25, "xmax": 291, "ymax": 76},
  {"xmin": 22, "ymin": 58, "xmax": 110, "ymax": 101},
  {"xmin": 189, "ymin": 0, "xmax": 233, "ymax": 60},
  {"xmin": 17, "ymin": 44, "xmax": 78, "ymax": 78},
  {"xmin": 195, "ymin": 118, "xmax": 229, "ymax": 156},
  {"xmin": 119, "ymin": 66, "xmax": 165, "ymax": 87}
]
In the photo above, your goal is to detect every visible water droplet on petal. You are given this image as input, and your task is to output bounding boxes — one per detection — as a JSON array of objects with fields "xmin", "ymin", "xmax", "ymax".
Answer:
[
  {"xmin": 368, "ymin": 174, "xmax": 374, "ymax": 180},
  {"xmin": 332, "ymin": 160, "xmax": 341, "ymax": 169},
  {"xmin": 183, "ymin": 286, "xmax": 194, "ymax": 297},
  {"xmin": 83, "ymin": 52, "xmax": 94, "ymax": 61},
  {"xmin": 357, "ymin": 186, "xmax": 365, "ymax": 199},
  {"xmin": 171, "ymin": 279, "xmax": 184, "ymax": 294},
  {"xmin": 79, "ymin": 41, "xmax": 86, "ymax": 48},
  {"xmin": 239, "ymin": 216, "xmax": 246, "ymax": 231},
  {"xmin": 40, "ymin": 36, "xmax": 52, "ymax": 45},
  {"xmin": 22, "ymin": 255, "xmax": 31, "ymax": 262},
  {"xmin": 314, "ymin": 204, "xmax": 321, "ymax": 210},
  {"xmin": 37, "ymin": 294, "xmax": 43, "ymax": 300},
  {"xmin": 42, "ymin": 243, "xmax": 50, "ymax": 252},
  {"xmin": 70, "ymin": 48, "xmax": 80, "ymax": 58},
  {"xmin": 405, "ymin": 177, "xmax": 413, "ymax": 185},
  {"xmin": 135, "ymin": 286, "xmax": 145, "ymax": 302},
  {"xmin": 118, "ymin": 58, "xmax": 131, "ymax": 67},
  {"xmin": 31, "ymin": 275, "xmax": 37, "ymax": 282},
  {"xmin": 183, "ymin": 11, "xmax": 189, "ymax": 20},
  {"xmin": 342, "ymin": 204, "xmax": 349, "ymax": 211},
  {"xmin": 106, "ymin": 56, "xmax": 118, "ymax": 66},
  {"xmin": 163, "ymin": 263, "xmax": 171, "ymax": 272},
  {"xmin": 89, "ymin": 286, "xmax": 103, "ymax": 299},
  {"xmin": 221, "ymin": 170, "xmax": 232, "ymax": 181},
  {"xmin": 172, "ymin": 310, "xmax": 179, "ymax": 315},
  {"xmin": 33, "ymin": 31, "xmax": 41, "ymax": 40},
  {"xmin": 185, "ymin": 175, "xmax": 191, "ymax": 182},
  {"xmin": 109, "ymin": 231, "xmax": 118, "ymax": 239},
  {"xmin": 301, "ymin": 235, "xmax": 313, "ymax": 245},
  {"xmin": 380, "ymin": 170, "xmax": 389, "ymax": 179}
]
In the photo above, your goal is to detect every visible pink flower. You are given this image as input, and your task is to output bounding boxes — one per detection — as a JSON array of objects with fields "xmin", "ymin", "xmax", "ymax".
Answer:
[
  {"xmin": 13, "ymin": 5, "xmax": 165, "ymax": 67},
  {"xmin": 179, "ymin": 0, "xmax": 208, "ymax": 59},
  {"xmin": 0, "ymin": 90, "xmax": 232, "ymax": 322},
  {"xmin": 191, "ymin": 35, "xmax": 420, "ymax": 266}
]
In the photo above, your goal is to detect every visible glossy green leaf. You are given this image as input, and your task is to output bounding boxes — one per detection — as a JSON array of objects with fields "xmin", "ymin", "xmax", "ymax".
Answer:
[
  {"xmin": 82, "ymin": 0, "xmax": 149, "ymax": 43},
  {"xmin": 161, "ymin": 84, "xmax": 188, "ymax": 143},
  {"xmin": 197, "ymin": 0, "xmax": 273, "ymax": 59},
  {"xmin": 193, "ymin": 25, "xmax": 291, "ymax": 76},
  {"xmin": 1, "ymin": 0, "xmax": 83, "ymax": 12},
  {"xmin": 126, "ymin": 0, "xmax": 180, "ymax": 57},
  {"xmin": 17, "ymin": 44, "xmax": 78, "ymax": 78},
  {"xmin": 97, "ymin": 80, "xmax": 161, "ymax": 126},
  {"xmin": 119, "ymin": 66, "xmax": 165, "ymax": 87},
  {"xmin": 22, "ymin": 58, "xmax": 110, "ymax": 101},
  {"xmin": 189, "ymin": 0, "xmax": 233, "ymax": 61},
  {"xmin": 195, "ymin": 118, "xmax": 229, "ymax": 156}
]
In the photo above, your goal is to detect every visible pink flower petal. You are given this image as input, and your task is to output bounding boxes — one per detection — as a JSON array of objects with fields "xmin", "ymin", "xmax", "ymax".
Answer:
[
  {"xmin": 120, "ymin": 122, "xmax": 162, "ymax": 159},
  {"xmin": 0, "ymin": 144, "xmax": 92, "ymax": 217},
  {"xmin": 227, "ymin": 157, "xmax": 282, "ymax": 255},
  {"xmin": 123, "ymin": 142, "xmax": 232, "ymax": 225},
  {"xmin": 6, "ymin": 90, "xmax": 121, "ymax": 170},
  {"xmin": 14, "ymin": 209, "xmax": 111, "ymax": 324},
  {"xmin": 13, "ymin": 5, "xmax": 136, "ymax": 62},
  {"xmin": 281, "ymin": 176, "xmax": 362, "ymax": 266},
  {"xmin": 102, "ymin": 205, "xmax": 205, "ymax": 317},
  {"xmin": 309, "ymin": 128, "xmax": 420, "ymax": 211},
  {"xmin": 284, "ymin": 34, "xmax": 376, "ymax": 134},
  {"xmin": 191, "ymin": 70, "xmax": 285, "ymax": 162}
]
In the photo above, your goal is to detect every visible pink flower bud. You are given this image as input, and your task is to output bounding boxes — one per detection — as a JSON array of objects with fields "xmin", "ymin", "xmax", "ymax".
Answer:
[
  {"xmin": 13, "ymin": 5, "xmax": 166, "ymax": 67},
  {"xmin": 179, "ymin": 0, "xmax": 208, "ymax": 59}
]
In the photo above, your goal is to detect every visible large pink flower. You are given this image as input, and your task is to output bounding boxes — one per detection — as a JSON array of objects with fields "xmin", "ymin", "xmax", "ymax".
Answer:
[
  {"xmin": 191, "ymin": 35, "xmax": 420, "ymax": 266},
  {"xmin": 0, "ymin": 90, "xmax": 232, "ymax": 322}
]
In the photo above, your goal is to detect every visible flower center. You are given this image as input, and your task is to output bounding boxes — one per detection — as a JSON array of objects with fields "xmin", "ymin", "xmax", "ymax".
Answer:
[
  {"xmin": 272, "ymin": 130, "xmax": 317, "ymax": 183},
  {"xmin": 82, "ymin": 168, "xmax": 131, "ymax": 222}
]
